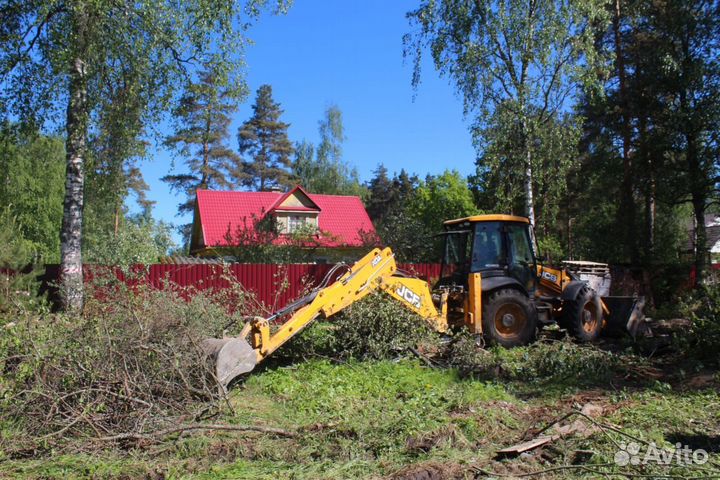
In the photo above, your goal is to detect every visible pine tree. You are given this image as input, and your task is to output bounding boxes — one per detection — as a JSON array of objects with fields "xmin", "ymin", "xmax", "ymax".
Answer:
[
  {"xmin": 366, "ymin": 165, "xmax": 394, "ymax": 222},
  {"xmin": 163, "ymin": 67, "xmax": 241, "ymax": 219},
  {"xmin": 236, "ymin": 85, "xmax": 294, "ymax": 191}
]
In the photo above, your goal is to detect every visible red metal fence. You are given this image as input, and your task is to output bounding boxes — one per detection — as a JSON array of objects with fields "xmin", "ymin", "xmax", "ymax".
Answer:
[{"xmin": 40, "ymin": 262, "xmax": 442, "ymax": 310}]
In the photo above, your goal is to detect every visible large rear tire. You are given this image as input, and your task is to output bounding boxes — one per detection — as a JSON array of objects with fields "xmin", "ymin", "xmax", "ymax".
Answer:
[
  {"xmin": 561, "ymin": 285, "xmax": 603, "ymax": 342},
  {"xmin": 482, "ymin": 289, "xmax": 538, "ymax": 347}
]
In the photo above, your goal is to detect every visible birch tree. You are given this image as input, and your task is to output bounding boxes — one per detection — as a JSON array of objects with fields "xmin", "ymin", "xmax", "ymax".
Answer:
[
  {"xmin": 0, "ymin": 0, "xmax": 290, "ymax": 311},
  {"xmin": 405, "ymin": 0, "xmax": 607, "ymax": 226}
]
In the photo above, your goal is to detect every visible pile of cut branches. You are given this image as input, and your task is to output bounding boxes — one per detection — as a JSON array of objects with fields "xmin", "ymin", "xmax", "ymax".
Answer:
[{"xmin": 0, "ymin": 275, "xmax": 256, "ymax": 453}]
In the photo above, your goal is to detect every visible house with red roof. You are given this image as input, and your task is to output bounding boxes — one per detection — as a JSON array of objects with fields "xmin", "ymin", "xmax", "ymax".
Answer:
[{"xmin": 189, "ymin": 186, "xmax": 377, "ymax": 262}]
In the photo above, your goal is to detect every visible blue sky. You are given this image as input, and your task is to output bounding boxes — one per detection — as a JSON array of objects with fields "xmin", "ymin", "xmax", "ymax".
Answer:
[{"xmin": 140, "ymin": 0, "xmax": 477, "ymax": 235}]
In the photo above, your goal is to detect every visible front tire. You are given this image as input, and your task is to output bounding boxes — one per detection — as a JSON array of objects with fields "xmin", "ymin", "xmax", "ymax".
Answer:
[
  {"xmin": 561, "ymin": 285, "xmax": 603, "ymax": 342},
  {"xmin": 482, "ymin": 289, "xmax": 538, "ymax": 347}
]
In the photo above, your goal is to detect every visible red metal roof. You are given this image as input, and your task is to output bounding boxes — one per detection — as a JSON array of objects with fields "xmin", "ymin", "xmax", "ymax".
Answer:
[{"xmin": 195, "ymin": 189, "xmax": 376, "ymax": 249}]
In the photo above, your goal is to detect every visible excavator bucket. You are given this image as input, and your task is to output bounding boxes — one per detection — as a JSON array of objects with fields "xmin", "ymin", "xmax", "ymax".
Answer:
[
  {"xmin": 203, "ymin": 337, "xmax": 258, "ymax": 391},
  {"xmin": 602, "ymin": 296, "xmax": 647, "ymax": 338}
]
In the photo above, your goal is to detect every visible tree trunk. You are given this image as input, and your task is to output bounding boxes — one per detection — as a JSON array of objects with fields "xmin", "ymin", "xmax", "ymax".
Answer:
[
  {"xmin": 613, "ymin": 0, "xmax": 638, "ymax": 264},
  {"xmin": 201, "ymin": 114, "xmax": 211, "ymax": 189},
  {"xmin": 692, "ymin": 195, "xmax": 708, "ymax": 286},
  {"xmin": 525, "ymin": 147, "xmax": 535, "ymax": 225},
  {"xmin": 521, "ymin": 117, "xmax": 536, "ymax": 226},
  {"xmin": 60, "ymin": 56, "xmax": 88, "ymax": 312},
  {"xmin": 688, "ymin": 133, "xmax": 707, "ymax": 285},
  {"xmin": 639, "ymin": 115, "xmax": 655, "ymax": 261}
]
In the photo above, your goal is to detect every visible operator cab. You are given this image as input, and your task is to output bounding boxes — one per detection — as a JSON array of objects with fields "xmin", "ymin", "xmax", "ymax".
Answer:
[{"xmin": 437, "ymin": 215, "xmax": 538, "ymax": 294}]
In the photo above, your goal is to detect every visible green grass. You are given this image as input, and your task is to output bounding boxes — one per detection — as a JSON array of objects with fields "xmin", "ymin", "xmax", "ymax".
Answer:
[{"xmin": 2, "ymin": 357, "xmax": 719, "ymax": 479}]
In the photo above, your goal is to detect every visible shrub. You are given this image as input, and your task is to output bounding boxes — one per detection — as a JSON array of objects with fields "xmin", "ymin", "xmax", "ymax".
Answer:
[
  {"xmin": 0, "ymin": 207, "xmax": 44, "ymax": 314},
  {"xmin": 278, "ymin": 292, "xmax": 441, "ymax": 362},
  {"xmin": 677, "ymin": 282, "xmax": 720, "ymax": 366}
]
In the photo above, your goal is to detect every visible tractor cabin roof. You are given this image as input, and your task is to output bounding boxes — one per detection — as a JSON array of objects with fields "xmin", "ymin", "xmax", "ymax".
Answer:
[
  {"xmin": 443, "ymin": 214, "xmax": 530, "ymax": 225},
  {"xmin": 191, "ymin": 186, "xmax": 375, "ymax": 252}
]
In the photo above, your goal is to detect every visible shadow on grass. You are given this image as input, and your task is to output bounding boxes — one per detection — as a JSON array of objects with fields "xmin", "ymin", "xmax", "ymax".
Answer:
[{"xmin": 666, "ymin": 432, "xmax": 720, "ymax": 454}]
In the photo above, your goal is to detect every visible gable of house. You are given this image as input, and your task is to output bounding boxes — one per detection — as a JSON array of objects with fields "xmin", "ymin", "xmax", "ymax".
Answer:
[{"xmin": 269, "ymin": 186, "xmax": 322, "ymax": 234}]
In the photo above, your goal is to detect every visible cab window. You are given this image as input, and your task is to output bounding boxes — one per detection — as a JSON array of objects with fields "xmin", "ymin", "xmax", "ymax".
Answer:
[
  {"xmin": 507, "ymin": 224, "xmax": 534, "ymax": 265},
  {"xmin": 471, "ymin": 222, "xmax": 504, "ymax": 271},
  {"xmin": 439, "ymin": 230, "xmax": 471, "ymax": 285}
]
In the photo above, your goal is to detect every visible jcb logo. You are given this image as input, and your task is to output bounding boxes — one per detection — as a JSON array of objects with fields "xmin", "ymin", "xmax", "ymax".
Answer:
[
  {"xmin": 542, "ymin": 271, "xmax": 558, "ymax": 283},
  {"xmin": 397, "ymin": 285, "xmax": 422, "ymax": 308}
]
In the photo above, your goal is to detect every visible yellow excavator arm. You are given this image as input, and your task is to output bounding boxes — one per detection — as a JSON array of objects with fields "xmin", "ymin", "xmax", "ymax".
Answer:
[{"xmin": 205, "ymin": 248, "xmax": 448, "ymax": 389}]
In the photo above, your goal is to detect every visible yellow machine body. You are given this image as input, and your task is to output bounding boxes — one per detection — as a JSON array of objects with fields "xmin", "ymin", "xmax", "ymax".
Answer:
[{"xmin": 206, "ymin": 215, "xmax": 642, "ymax": 389}]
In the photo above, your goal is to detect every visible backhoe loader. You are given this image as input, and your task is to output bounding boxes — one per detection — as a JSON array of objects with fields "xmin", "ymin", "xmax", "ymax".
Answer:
[{"xmin": 205, "ymin": 214, "xmax": 644, "ymax": 389}]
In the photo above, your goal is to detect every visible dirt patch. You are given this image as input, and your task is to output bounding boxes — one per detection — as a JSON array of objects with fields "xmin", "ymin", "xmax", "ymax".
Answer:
[
  {"xmin": 406, "ymin": 424, "xmax": 472, "ymax": 454},
  {"xmin": 684, "ymin": 372, "xmax": 719, "ymax": 390},
  {"xmin": 206, "ymin": 438, "xmax": 257, "ymax": 462},
  {"xmin": 390, "ymin": 461, "xmax": 468, "ymax": 480}
]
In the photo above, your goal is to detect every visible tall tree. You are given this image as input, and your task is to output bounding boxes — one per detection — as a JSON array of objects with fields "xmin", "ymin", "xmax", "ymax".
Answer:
[
  {"xmin": 236, "ymin": 84, "xmax": 294, "ymax": 191},
  {"xmin": 405, "ymin": 0, "xmax": 607, "ymax": 227},
  {"xmin": 0, "ymin": 122, "xmax": 65, "ymax": 262},
  {"xmin": 0, "ymin": 0, "xmax": 290, "ymax": 311},
  {"xmin": 412, "ymin": 170, "xmax": 479, "ymax": 233},
  {"xmin": 84, "ymin": 75, "xmax": 150, "ymax": 253},
  {"xmin": 611, "ymin": 0, "xmax": 639, "ymax": 264},
  {"xmin": 291, "ymin": 105, "xmax": 365, "ymax": 196},
  {"xmin": 366, "ymin": 165, "xmax": 418, "ymax": 224},
  {"xmin": 365, "ymin": 166, "xmax": 427, "ymax": 262},
  {"xmin": 649, "ymin": 0, "xmax": 720, "ymax": 282},
  {"xmin": 366, "ymin": 164, "xmax": 394, "ymax": 222},
  {"xmin": 578, "ymin": 0, "xmax": 719, "ymax": 279},
  {"xmin": 471, "ymin": 103, "xmax": 579, "ymax": 251},
  {"xmin": 163, "ymin": 66, "xmax": 242, "ymax": 239}
]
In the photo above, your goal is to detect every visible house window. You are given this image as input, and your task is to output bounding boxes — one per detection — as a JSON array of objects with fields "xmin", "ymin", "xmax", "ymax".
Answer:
[{"xmin": 288, "ymin": 216, "xmax": 305, "ymax": 233}]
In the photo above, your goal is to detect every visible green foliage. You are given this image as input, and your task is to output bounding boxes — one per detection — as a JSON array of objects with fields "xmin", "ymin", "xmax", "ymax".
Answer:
[
  {"xmin": 449, "ymin": 333, "xmax": 636, "ymax": 387},
  {"xmin": 277, "ymin": 293, "xmax": 441, "ymax": 362},
  {"xmin": 0, "ymin": 0, "xmax": 289, "ymax": 126},
  {"xmin": 406, "ymin": 0, "xmax": 607, "ymax": 224},
  {"xmin": 537, "ymin": 235, "xmax": 565, "ymax": 264},
  {"xmin": 236, "ymin": 84, "xmax": 294, "ymax": 191},
  {"xmin": 84, "ymin": 67, "xmax": 152, "ymax": 242},
  {"xmin": 291, "ymin": 106, "xmax": 366, "ymax": 197},
  {"xmin": 0, "ymin": 123, "xmax": 65, "ymax": 262},
  {"xmin": 344, "ymin": 292, "xmax": 439, "ymax": 360},
  {"xmin": 222, "ymin": 213, "xmax": 336, "ymax": 263},
  {"xmin": 163, "ymin": 66, "xmax": 243, "ymax": 219},
  {"xmin": 412, "ymin": 170, "xmax": 479, "ymax": 233},
  {"xmin": 84, "ymin": 214, "xmax": 176, "ymax": 267},
  {"xmin": 364, "ymin": 168, "xmax": 477, "ymax": 263},
  {"xmin": 374, "ymin": 210, "xmax": 437, "ymax": 262},
  {"xmin": 575, "ymin": 0, "xmax": 719, "ymax": 271},
  {"xmin": 472, "ymin": 106, "xmax": 580, "ymax": 244},
  {"xmin": 0, "ymin": 208, "xmax": 43, "ymax": 313},
  {"xmin": 364, "ymin": 166, "xmax": 432, "ymax": 262},
  {"xmin": 677, "ymin": 283, "xmax": 720, "ymax": 366}
]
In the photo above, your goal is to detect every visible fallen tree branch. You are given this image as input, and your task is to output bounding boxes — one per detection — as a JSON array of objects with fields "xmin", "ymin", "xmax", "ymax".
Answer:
[
  {"xmin": 95, "ymin": 423, "xmax": 296, "ymax": 443},
  {"xmin": 473, "ymin": 462, "xmax": 617, "ymax": 478},
  {"xmin": 408, "ymin": 347, "xmax": 443, "ymax": 368}
]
